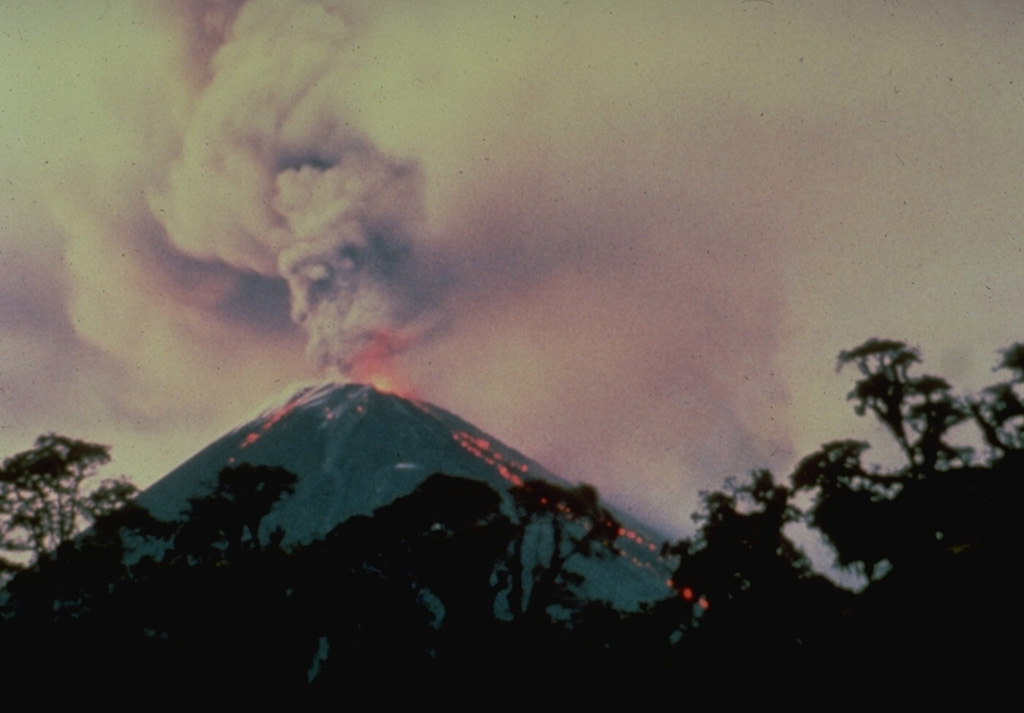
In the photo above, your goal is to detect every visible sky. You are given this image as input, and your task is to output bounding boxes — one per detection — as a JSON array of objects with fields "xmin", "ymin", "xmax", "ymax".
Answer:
[{"xmin": 2, "ymin": 0, "xmax": 1023, "ymax": 537}]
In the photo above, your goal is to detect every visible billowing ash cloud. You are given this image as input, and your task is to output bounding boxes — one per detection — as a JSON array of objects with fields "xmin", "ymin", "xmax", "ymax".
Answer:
[
  {"xmin": 1, "ymin": 0, "xmax": 800, "ymax": 531},
  {"xmin": 9, "ymin": 0, "xmax": 1022, "ymax": 535},
  {"xmin": 273, "ymin": 151, "xmax": 427, "ymax": 371},
  {"xmin": 148, "ymin": 0, "xmax": 434, "ymax": 374}
]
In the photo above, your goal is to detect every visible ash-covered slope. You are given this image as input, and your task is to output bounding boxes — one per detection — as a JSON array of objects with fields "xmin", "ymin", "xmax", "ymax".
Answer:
[{"xmin": 138, "ymin": 383, "xmax": 674, "ymax": 607}]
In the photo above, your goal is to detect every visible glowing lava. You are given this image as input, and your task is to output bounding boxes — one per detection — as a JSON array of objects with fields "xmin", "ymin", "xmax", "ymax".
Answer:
[
  {"xmin": 238, "ymin": 395, "xmax": 305, "ymax": 449},
  {"xmin": 366, "ymin": 371, "xmax": 401, "ymax": 394},
  {"xmin": 344, "ymin": 330, "xmax": 415, "ymax": 396}
]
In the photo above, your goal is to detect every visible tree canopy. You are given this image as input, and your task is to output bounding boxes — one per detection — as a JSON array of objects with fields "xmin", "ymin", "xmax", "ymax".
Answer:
[
  {"xmin": 0, "ymin": 338, "xmax": 1019, "ymax": 689},
  {"xmin": 1, "ymin": 434, "xmax": 135, "ymax": 575},
  {"xmin": 663, "ymin": 338, "xmax": 1022, "ymax": 683}
]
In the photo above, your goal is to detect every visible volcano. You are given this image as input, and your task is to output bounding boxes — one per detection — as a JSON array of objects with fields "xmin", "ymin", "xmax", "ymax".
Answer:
[
  {"xmin": 2, "ymin": 383, "xmax": 695, "ymax": 688},
  {"xmin": 138, "ymin": 382, "xmax": 675, "ymax": 608}
]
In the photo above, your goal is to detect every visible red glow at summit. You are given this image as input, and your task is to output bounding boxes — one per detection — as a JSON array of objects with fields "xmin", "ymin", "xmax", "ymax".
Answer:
[{"xmin": 344, "ymin": 331, "xmax": 416, "ymax": 397}]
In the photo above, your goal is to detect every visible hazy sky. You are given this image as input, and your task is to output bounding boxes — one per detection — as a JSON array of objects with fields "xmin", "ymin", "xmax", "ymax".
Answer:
[{"xmin": 2, "ymin": 1, "xmax": 1022, "ymax": 535}]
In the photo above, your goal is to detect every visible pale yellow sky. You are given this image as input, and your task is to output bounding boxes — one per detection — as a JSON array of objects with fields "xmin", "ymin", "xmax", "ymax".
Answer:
[{"xmin": 2, "ymin": 1, "xmax": 1022, "ymax": 535}]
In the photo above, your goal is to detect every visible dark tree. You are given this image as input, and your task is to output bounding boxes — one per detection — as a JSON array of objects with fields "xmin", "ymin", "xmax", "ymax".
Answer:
[
  {"xmin": 300, "ymin": 474, "xmax": 517, "ymax": 683},
  {"xmin": 838, "ymin": 339, "xmax": 969, "ymax": 471},
  {"xmin": 665, "ymin": 469, "xmax": 850, "ymax": 671},
  {"xmin": 786, "ymin": 338, "xmax": 1022, "ymax": 679},
  {"xmin": 969, "ymin": 342, "xmax": 1024, "ymax": 455},
  {"xmin": 503, "ymin": 479, "xmax": 622, "ymax": 624},
  {"xmin": 174, "ymin": 463, "xmax": 297, "ymax": 560},
  {"xmin": 113, "ymin": 464, "xmax": 303, "ymax": 691},
  {"xmin": 0, "ymin": 434, "xmax": 135, "ymax": 572},
  {"xmin": 791, "ymin": 439, "xmax": 895, "ymax": 577}
]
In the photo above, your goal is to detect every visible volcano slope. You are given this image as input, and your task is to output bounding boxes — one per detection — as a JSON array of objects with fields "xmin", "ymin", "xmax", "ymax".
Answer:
[{"xmin": 0, "ymin": 384, "xmax": 692, "ymax": 688}]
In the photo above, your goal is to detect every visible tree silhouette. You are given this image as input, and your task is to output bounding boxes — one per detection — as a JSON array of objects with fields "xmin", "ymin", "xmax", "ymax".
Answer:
[
  {"xmin": 969, "ymin": 343, "xmax": 1024, "ymax": 455},
  {"xmin": 0, "ymin": 434, "xmax": 134, "ymax": 572},
  {"xmin": 5, "ymin": 338, "xmax": 1020, "ymax": 687},
  {"xmin": 784, "ymin": 338, "xmax": 1021, "ymax": 678},
  {"xmin": 174, "ymin": 463, "xmax": 297, "ymax": 561},
  {"xmin": 664, "ymin": 469, "xmax": 851, "ymax": 671},
  {"xmin": 838, "ymin": 339, "xmax": 969, "ymax": 471},
  {"xmin": 113, "ymin": 463, "xmax": 302, "ymax": 690},
  {"xmin": 502, "ymin": 479, "xmax": 622, "ymax": 624},
  {"xmin": 791, "ymin": 439, "xmax": 894, "ymax": 577},
  {"xmin": 653, "ymin": 337, "xmax": 1024, "ymax": 681},
  {"xmin": 300, "ymin": 474, "xmax": 516, "ymax": 681}
]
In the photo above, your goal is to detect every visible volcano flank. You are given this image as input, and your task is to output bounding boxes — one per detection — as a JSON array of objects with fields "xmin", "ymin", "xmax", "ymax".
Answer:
[
  {"xmin": 139, "ymin": 382, "xmax": 675, "ymax": 608},
  {"xmin": 1, "ymin": 383, "xmax": 703, "ymax": 691}
]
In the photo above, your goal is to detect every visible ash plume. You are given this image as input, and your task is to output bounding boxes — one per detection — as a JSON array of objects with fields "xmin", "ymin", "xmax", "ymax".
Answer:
[
  {"xmin": 28, "ymin": 0, "xmax": 1017, "ymax": 531},
  {"xmin": 148, "ymin": 0, "xmax": 436, "ymax": 375},
  {"xmin": 17, "ymin": 0, "xmax": 797, "ymax": 529}
]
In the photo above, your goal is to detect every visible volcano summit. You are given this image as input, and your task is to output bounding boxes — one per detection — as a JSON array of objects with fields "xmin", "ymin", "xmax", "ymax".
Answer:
[
  {"xmin": 2, "ymin": 384, "xmax": 695, "ymax": 688},
  {"xmin": 139, "ymin": 382, "xmax": 675, "ymax": 608}
]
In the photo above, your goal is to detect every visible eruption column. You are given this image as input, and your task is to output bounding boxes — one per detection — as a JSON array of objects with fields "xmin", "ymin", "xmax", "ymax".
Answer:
[{"xmin": 148, "ymin": 0, "xmax": 435, "ymax": 379}]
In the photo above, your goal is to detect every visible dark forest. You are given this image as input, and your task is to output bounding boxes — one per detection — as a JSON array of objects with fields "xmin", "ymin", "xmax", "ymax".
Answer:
[{"xmin": 1, "ymin": 339, "xmax": 1018, "ymax": 692}]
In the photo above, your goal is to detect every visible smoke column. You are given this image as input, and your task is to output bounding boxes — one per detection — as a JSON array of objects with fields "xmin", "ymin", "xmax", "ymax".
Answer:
[
  {"xmin": 5, "ymin": 0, "xmax": 1022, "ymax": 535},
  {"xmin": 148, "ymin": 0, "xmax": 438, "ymax": 376},
  {"xmin": 1, "ymin": 0, "xmax": 800, "ymax": 535},
  {"xmin": 11, "ymin": 0, "xmax": 796, "ymax": 533}
]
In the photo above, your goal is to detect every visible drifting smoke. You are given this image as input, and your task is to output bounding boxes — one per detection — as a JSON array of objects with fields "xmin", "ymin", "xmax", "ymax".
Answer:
[
  {"xmin": 16, "ymin": 0, "xmax": 1020, "ymax": 534},
  {"xmin": 148, "ymin": 0, "xmax": 436, "ymax": 374},
  {"xmin": 10, "ymin": 0, "xmax": 796, "ymax": 529}
]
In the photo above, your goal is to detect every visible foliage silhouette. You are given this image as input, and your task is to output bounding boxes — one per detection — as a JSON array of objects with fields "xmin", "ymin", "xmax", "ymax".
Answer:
[
  {"xmin": 664, "ymin": 337, "xmax": 1023, "ymax": 680},
  {"xmin": 173, "ymin": 463, "xmax": 296, "ymax": 561},
  {"xmin": 0, "ymin": 462, "xmax": 645, "ymax": 687},
  {"xmin": 502, "ymin": 479, "xmax": 622, "ymax": 623},
  {"xmin": 0, "ymin": 434, "xmax": 135, "ymax": 573},
  {"xmin": 838, "ymin": 339, "xmax": 970, "ymax": 471},
  {"xmin": 666, "ymin": 469, "xmax": 849, "ymax": 671},
  {"xmin": 3, "ymin": 338, "xmax": 1020, "ymax": 688}
]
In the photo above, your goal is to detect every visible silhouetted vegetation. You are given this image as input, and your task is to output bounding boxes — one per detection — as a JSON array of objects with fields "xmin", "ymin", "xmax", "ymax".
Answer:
[
  {"xmin": 0, "ymin": 338, "xmax": 1018, "ymax": 689},
  {"xmin": 661, "ymin": 338, "xmax": 1021, "ymax": 683},
  {"xmin": 503, "ymin": 480, "xmax": 622, "ymax": 624},
  {"xmin": 0, "ymin": 434, "xmax": 135, "ymax": 579},
  {"xmin": 173, "ymin": 463, "xmax": 297, "ymax": 561},
  {"xmin": 0, "ymin": 465, "xmax": 638, "ymax": 688}
]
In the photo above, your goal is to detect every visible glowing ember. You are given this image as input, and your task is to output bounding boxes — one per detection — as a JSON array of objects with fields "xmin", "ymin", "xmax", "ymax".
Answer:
[
  {"xmin": 262, "ymin": 400, "xmax": 300, "ymax": 431},
  {"xmin": 345, "ymin": 330, "xmax": 415, "ymax": 397},
  {"xmin": 437, "ymin": 426, "xmax": 670, "ymax": 583},
  {"xmin": 450, "ymin": 429, "xmax": 531, "ymax": 486},
  {"xmin": 368, "ymin": 372, "xmax": 399, "ymax": 393}
]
